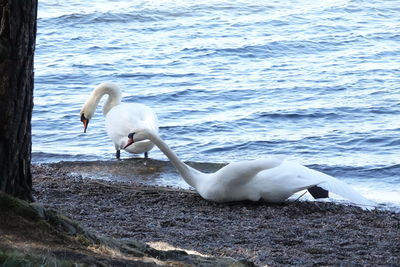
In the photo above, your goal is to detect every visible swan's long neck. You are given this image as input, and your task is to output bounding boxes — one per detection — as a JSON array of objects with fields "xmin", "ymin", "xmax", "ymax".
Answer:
[
  {"xmin": 85, "ymin": 83, "xmax": 122, "ymax": 117},
  {"xmin": 146, "ymin": 131, "xmax": 200, "ymax": 188}
]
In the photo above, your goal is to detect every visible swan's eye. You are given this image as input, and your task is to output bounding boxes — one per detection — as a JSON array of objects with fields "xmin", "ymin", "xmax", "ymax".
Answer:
[{"xmin": 128, "ymin": 132, "xmax": 135, "ymax": 139}]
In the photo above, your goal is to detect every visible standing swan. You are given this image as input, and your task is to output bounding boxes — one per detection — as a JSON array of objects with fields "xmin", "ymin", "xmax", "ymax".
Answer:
[
  {"xmin": 125, "ymin": 129, "xmax": 375, "ymax": 208},
  {"xmin": 80, "ymin": 83, "xmax": 158, "ymax": 159}
]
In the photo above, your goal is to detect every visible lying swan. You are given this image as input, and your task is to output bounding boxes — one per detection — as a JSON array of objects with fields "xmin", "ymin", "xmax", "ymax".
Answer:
[
  {"xmin": 80, "ymin": 83, "xmax": 158, "ymax": 159},
  {"xmin": 125, "ymin": 129, "xmax": 375, "ymax": 208}
]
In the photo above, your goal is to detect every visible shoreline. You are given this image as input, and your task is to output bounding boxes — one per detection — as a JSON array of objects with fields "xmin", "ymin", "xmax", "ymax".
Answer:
[
  {"xmin": 35, "ymin": 158, "xmax": 400, "ymax": 212},
  {"xmin": 32, "ymin": 164, "xmax": 399, "ymax": 266}
]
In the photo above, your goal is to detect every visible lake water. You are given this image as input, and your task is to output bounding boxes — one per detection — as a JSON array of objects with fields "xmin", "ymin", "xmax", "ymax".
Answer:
[{"xmin": 34, "ymin": 0, "xmax": 400, "ymax": 210}]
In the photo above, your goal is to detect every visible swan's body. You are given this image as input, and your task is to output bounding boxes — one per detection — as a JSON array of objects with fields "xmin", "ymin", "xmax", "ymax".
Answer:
[
  {"xmin": 127, "ymin": 129, "xmax": 375, "ymax": 208},
  {"xmin": 80, "ymin": 83, "xmax": 158, "ymax": 158}
]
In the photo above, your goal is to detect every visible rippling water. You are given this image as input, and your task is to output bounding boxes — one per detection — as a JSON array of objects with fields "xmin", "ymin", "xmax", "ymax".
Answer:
[{"xmin": 34, "ymin": 0, "xmax": 400, "ymax": 209}]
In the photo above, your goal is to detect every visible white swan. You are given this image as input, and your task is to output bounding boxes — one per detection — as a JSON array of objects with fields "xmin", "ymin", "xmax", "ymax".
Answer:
[
  {"xmin": 125, "ymin": 129, "xmax": 375, "ymax": 208},
  {"xmin": 80, "ymin": 83, "xmax": 158, "ymax": 159}
]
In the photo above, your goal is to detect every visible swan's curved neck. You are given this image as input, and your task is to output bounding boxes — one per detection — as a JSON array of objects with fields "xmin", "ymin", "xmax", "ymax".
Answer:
[
  {"xmin": 146, "ymin": 131, "xmax": 200, "ymax": 188},
  {"xmin": 86, "ymin": 83, "xmax": 122, "ymax": 117}
]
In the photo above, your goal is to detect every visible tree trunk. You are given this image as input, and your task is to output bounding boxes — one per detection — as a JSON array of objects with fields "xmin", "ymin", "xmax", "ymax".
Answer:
[{"xmin": 0, "ymin": 0, "xmax": 37, "ymax": 201}]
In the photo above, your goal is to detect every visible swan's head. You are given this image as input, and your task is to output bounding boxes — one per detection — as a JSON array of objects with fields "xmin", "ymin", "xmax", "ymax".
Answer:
[
  {"xmin": 79, "ymin": 82, "xmax": 122, "ymax": 133},
  {"xmin": 80, "ymin": 113, "xmax": 89, "ymax": 133},
  {"xmin": 79, "ymin": 99, "xmax": 96, "ymax": 133},
  {"xmin": 123, "ymin": 129, "xmax": 153, "ymax": 149}
]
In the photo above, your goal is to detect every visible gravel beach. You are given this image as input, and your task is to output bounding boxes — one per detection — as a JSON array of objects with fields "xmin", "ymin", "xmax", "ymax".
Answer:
[{"xmin": 32, "ymin": 164, "xmax": 399, "ymax": 266}]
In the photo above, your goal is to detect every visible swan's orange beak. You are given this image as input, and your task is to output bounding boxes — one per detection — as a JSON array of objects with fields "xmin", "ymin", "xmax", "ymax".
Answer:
[
  {"xmin": 82, "ymin": 119, "xmax": 89, "ymax": 133},
  {"xmin": 124, "ymin": 137, "xmax": 134, "ymax": 149},
  {"xmin": 80, "ymin": 114, "xmax": 89, "ymax": 133}
]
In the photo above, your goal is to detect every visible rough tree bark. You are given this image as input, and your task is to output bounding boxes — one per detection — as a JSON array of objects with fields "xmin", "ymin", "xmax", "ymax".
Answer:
[{"xmin": 0, "ymin": 0, "xmax": 37, "ymax": 201}]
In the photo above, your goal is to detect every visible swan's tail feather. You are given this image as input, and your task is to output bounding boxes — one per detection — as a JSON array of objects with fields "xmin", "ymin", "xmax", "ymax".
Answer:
[
  {"xmin": 307, "ymin": 168, "xmax": 376, "ymax": 209},
  {"xmin": 286, "ymin": 160, "xmax": 375, "ymax": 208}
]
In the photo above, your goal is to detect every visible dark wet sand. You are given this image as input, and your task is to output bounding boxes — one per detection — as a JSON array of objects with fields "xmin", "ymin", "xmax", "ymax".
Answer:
[{"xmin": 32, "ymin": 163, "xmax": 399, "ymax": 266}]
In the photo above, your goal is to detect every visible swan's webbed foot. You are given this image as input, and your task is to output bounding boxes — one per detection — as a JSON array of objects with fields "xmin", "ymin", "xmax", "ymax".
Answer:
[
  {"xmin": 308, "ymin": 186, "xmax": 329, "ymax": 199},
  {"xmin": 144, "ymin": 152, "xmax": 148, "ymax": 159},
  {"xmin": 116, "ymin": 150, "xmax": 120, "ymax": 159}
]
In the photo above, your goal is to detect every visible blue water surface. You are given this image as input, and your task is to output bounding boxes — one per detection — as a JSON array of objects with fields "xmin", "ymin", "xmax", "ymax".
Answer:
[{"xmin": 33, "ymin": 0, "xmax": 400, "ymax": 209}]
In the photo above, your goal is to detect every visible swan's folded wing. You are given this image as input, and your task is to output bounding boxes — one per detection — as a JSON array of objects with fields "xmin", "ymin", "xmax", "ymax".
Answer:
[
  {"xmin": 216, "ymin": 158, "xmax": 283, "ymax": 186},
  {"xmin": 305, "ymin": 167, "xmax": 375, "ymax": 208}
]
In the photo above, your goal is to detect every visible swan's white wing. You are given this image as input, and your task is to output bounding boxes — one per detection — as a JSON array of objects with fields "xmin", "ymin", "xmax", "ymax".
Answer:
[
  {"xmin": 105, "ymin": 103, "xmax": 159, "ymax": 153},
  {"xmin": 105, "ymin": 104, "xmax": 134, "ymax": 145},
  {"xmin": 307, "ymin": 168, "xmax": 375, "ymax": 208},
  {"xmin": 106, "ymin": 103, "xmax": 158, "ymax": 131},
  {"xmin": 215, "ymin": 158, "xmax": 283, "ymax": 186},
  {"xmin": 124, "ymin": 103, "xmax": 159, "ymax": 133},
  {"xmin": 287, "ymin": 161, "xmax": 375, "ymax": 208}
]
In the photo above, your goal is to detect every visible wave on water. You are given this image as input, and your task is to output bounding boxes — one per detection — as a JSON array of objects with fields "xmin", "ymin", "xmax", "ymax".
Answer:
[
  {"xmin": 39, "ymin": 11, "xmax": 164, "ymax": 26},
  {"xmin": 32, "ymin": 152, "xmax": 100, "ymax": 163}
]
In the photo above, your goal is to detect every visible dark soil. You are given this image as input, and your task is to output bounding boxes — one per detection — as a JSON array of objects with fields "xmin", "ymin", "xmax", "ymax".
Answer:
[
  {"xmin": 0, "ymin": 192, "xmax": 250, "ymax": 267},
  {"xmin": 32, "ymin": 164, "xmax": 400, "ymax": 266}
]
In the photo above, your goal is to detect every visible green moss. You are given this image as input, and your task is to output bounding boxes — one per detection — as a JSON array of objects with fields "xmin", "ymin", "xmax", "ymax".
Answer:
[
  {"xmin": 74, "ymin": 234, "xmax": 91, "ymax": 247},
  {"xmin": 0, "ymin": 192, "xmax": 40, "ymax": 221},
  {"xmin": 0, "ymin": 248, "xmax": 86, "ymax": 267},
  {"xmin": 36, "ymin": 219, "xmax": 51, "ymax": 230}
]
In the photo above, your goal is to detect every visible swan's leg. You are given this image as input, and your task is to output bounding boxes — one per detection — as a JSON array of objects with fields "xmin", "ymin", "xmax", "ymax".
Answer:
[
  {"xmin": 116, "ymin": 150, "xmax": 120, "ymax": 159},
  {"xmin": 144, "ymin": 152, "xmax": 148, "ymax": 158}
]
